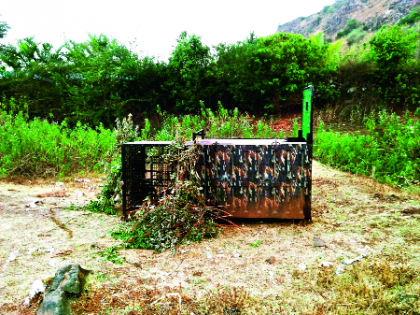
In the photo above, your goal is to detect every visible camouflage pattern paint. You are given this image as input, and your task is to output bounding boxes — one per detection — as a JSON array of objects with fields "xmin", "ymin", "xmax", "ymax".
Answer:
[{"xmin": 194, "ymin": 142, "xmax": 312, "ymax": 219}]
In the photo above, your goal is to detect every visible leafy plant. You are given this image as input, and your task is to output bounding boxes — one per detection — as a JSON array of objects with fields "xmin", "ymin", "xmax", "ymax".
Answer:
[
  {"xmin": 346, "ymin": 29, "xmax": 367, "ymax": 46},
  {"xmin": 336, "ymin": 19, "xmax": 359, "ymax": 40},
  {"xmin": 110, "ymin": 138, "xmax": 241, "ymax": 253},
  {"xmin": 85, "ymin": 114, "xmax": 139, "ymax": 215},
  {"xmin": 98, "ymin": 245, "xmax": 125, "ymax": 265},
  {"xmin": 315, "ymin": 108, "xmax": 420, "ymax": 187},
  {"xmin": 0, "ymin": 106, "xmax": 116, "ymax": 177},
  {"xmin": 399, "ymin": 9, "xmax": 420, "ymax": 25}
]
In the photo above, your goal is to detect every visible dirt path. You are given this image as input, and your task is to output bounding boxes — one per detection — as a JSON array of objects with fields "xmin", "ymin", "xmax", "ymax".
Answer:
[{"xmin": 1, "ymin": 161, "xmax": 419, "ymax": 314}]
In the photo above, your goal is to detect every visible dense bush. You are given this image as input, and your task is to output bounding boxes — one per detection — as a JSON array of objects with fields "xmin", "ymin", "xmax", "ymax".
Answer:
[
  {"xmin": 369, "ymin": 25, "xmax": 420, "ymax": 106},
  {"xmin": 336, "ymin": 19, "xmax": 359, "ymax": 40},
  {"xmin": 315, "ymin": 108, "xmax": 420, "ymax": 187},
  {"xmin": 398, "ymin": 8, "xmax": 420, "ymax": 25},
  {"xmin": 0, "ymin": 107, "xmax": 116, "ymax": 177},
  {"xmin": 0, "ymin": 100, "xmax": 293, "ymax": 178},
  {"xmin": 346, "ymin": 29, "xmax": 367, "ymax": 46},
  {"xmin": 1, "ymin": 20, "xmax": 420, "ymax": 125}
]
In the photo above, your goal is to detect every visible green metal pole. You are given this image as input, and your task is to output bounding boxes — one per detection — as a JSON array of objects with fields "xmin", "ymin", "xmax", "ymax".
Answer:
[{"xmin": 302, "ymin": 86, "xmax": 312, "ymax": 141}]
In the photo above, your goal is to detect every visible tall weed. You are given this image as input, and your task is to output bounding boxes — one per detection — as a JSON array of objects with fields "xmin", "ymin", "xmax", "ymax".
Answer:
[
  {"xmin": 0, "ymin": 109, "xmax": 116, "ymax": 177},
  {"xmin": 315, "ymin": 109, "xmax": 420, "ymax": 187},
  {"xmin": 153, "ymin": 102, "xmax": 286, "ymax": 141}
]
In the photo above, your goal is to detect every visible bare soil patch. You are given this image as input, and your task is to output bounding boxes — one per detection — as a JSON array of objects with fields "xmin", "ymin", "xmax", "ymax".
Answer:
[{"xmin": 1, "ymin": 162, "xmax": 420, "ymax": 314}]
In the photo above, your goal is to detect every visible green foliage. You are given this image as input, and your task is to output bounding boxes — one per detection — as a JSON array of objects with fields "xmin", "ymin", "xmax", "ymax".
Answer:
[
  {"xmin": 0, "ymin": 18, "xmax": 10, "ymax": 40},
  {"xmin": 369, "ymin": 25, "xmax": 419, "ymax": 68},
  {"xmin": 346, "ymin": 19, "xmax": 358, "ymax": 30},
  {"xmin": 322, "ymin": 6, "xmax": 336, "ymax": 14},
  {"xmin": 399, "ymin": 9, "xmax": 420, "ymax": 25},
  {"xmin": 292, "ymin": 118, "xmax": 299, "ymax": 137},
  {"xmin": 368, "ymin": 25, "xmax": 420, "ymax": 105},
  {"xmin": 165, "ymin": 31, "xmax": 213, "ymax": 112},
  {"xmin": 110, "ymin": 141, "xmax": 227, "ymax": 253},
  {"xmin": 1, "ymin": 21, "xmax": 420, "ymax": 131},
  {"xmin": 98, "ymin": 245, "xmax": 125, "ymax": 265},
  {"xmin": 85, "ymin": 114, "xmax": 139, "ymax": 215},
  {"xmin": 315, "ymin": 109, "xmax": 420, "ymax": 187},
  {"xmin": 346, "ymin": 29, "xmax": 367, "ymax": 46},
  {"xmin": 336, "ymin": 19, "xmax": 359, "ymax": 40},
  {"xmin": 0, "ymin": 104, "xmax": 116, "ymax": 177},
  {"xmin": 0, "ymin": 34, "xmax": 167, "ymax": 126},
  {"xmin": 154, "ymin": 103, "xmax": 286, "ymax": 141}
]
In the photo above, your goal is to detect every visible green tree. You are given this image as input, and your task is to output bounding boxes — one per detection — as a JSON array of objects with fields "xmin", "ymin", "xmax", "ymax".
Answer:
[
  {"xmin": 0, "ymin": 14, "xmax": 10, "ymax": 40},
  {"xmin": 336, "ymin": 18, "xmax": 359, "ymax": 40},
  {"xmin": 369, "ymin": 25, "xmax": 420, "ymax": 105},
  {"xmin": 0, "ymin": 37, "xmax": 65, "ymax": 70},
  {"xmin": 165, "ymin": 31, "xmax": 213, "ymax": 112},
  {"xmin": 60, "ymin": 34, "xmax": 143, "ymax": 125},
  {"xmin": 369, "ymin": 25, "xmax": 418, "ymax": 68}
]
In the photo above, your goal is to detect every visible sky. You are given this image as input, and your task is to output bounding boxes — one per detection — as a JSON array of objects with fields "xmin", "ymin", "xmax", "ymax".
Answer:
[{"xmin": 1, "ymin": 0, "xmax": 335, "ymax": 62}]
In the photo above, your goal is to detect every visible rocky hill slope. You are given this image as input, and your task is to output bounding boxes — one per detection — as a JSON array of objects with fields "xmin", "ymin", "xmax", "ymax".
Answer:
[{"xmin": 277, "ymin": 0, "xmax": 420, "ymax": 40}]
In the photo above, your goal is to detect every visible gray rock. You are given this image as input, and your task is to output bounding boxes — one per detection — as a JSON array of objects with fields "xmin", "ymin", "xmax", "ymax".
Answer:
[
  {"xmin": 49, "ymin": 264, "xmax": 90, "ymax": 295},
  {"xmin": 314, "ymin": 236, "xmax": 326, "ymax": 247},
  {"xmin": 37, "ymin": 290, "xmax": 69, "ymax": 315},
  {"xmin": 37, "ymin": 264, "xmax": 90, "ymax": 315}
]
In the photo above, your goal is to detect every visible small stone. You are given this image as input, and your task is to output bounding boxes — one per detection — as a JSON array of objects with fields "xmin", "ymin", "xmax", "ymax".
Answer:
[
  {"xmin": 313, "ymin": 236, "xmax": 326, "ymax": 247},
  {"xmin": 29, "ymin": 280, "xmax": 45, "ymax": 299},
  {"xmin": 319, "ymin": 261, "xmax": 333, "ymax": 268},
  {"xmin": 402, "ymin": 205, "xmax": 420, "ymax": 214},
  {"xmin": 265, "ymin": 256, "xmax": 276, "ymax": 264},
  {"xmin": 7, "ymin": 252, "xmax": 16, "ymax": 262},
  {"xmin": 233, "ymin": 252, "xmax": 241, "ymax": 258},
  {"xmin": 132, "ymin": 262, "xmax": 142, "ymax": 268}
]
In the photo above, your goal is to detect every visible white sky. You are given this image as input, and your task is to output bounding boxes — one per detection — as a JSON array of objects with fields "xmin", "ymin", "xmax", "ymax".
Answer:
[{"xmin": 1, "ymin": 0, "xmax": 335, "ymax": 62}]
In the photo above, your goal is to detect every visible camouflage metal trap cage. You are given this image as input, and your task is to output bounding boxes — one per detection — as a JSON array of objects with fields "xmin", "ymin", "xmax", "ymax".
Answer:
[{"xmin": 122, "ymin": 85, "xmax": 314, "ymax": 221}]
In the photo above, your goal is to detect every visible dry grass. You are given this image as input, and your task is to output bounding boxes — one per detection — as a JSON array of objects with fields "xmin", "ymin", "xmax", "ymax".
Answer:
[{"xmin": 1, "ymin": 161, "xmax": 420, "ymax": 314}]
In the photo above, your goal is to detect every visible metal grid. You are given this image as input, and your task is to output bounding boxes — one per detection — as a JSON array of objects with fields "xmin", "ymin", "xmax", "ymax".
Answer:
[{"xmin": 122, "ymin": 143, "xmax": 176, "ymax": 215}]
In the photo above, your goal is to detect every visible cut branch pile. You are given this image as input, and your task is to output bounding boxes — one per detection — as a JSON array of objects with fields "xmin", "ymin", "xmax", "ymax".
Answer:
[{"xmin": 111, "ymin": 139, "xmax": 243, "ymax": 253}]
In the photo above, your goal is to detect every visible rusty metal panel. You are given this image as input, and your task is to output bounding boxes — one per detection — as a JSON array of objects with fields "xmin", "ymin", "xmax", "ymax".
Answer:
[
  {"xmin": 194, "ymin": 143, "xmax": 312, "ymax": 220},
  {"xmin": 122, "ymin": 141, "xmax": 312, "ymax": 221}
]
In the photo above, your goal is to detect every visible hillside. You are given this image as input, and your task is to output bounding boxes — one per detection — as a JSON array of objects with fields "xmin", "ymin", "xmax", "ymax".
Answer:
[{"xmin": 277, "ymin": 0, "xmax": 420, "ymax": 41}]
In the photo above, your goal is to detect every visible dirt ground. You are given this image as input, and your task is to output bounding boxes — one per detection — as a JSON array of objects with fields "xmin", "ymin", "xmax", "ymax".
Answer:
[{"xmin": 1, "ymin": 161, "xmax": 420, "ymax": 314}]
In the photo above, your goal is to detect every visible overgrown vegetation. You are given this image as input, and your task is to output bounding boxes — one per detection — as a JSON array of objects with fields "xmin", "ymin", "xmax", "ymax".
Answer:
[
  {"xmin": 0, "ymin": 102, "xmax": 115, "ymax": 177},
  {"xmin": 315, "ymin": 107, "xmax": 420, "ymax": 187},
  {"xmin": 110, "ymin": 140, "xmax": 233, "ymax": 254},
  {"xmin": 399, "ymin": 7, "xmax": 420, "ymax": 26},
  {"xmin": 336, "ymin": 18, "xmax": 359, "ymax": 40},
  {"xmin": 2, "ymin": 19, "xmax": 420, "ymax": 125}
]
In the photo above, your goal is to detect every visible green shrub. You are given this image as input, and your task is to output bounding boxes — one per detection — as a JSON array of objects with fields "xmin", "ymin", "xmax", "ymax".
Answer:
[
  {"xmin": 346, "ymin": 29, "xmax": 367, "ymax": 46},
  {"xmin": 336, "ymin": 19, "xmax": 359, "ymax": 40},
  {"xmin": 399, "ymin": 9, "xmax": 420, "ymax": 25},
  {"xmin": 0, "ymin": 108, "xmax": 116, "ymax": 177},
  {"xmin": 315, "ymin": 109, "xmax": 420, "ymax": 187}
]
